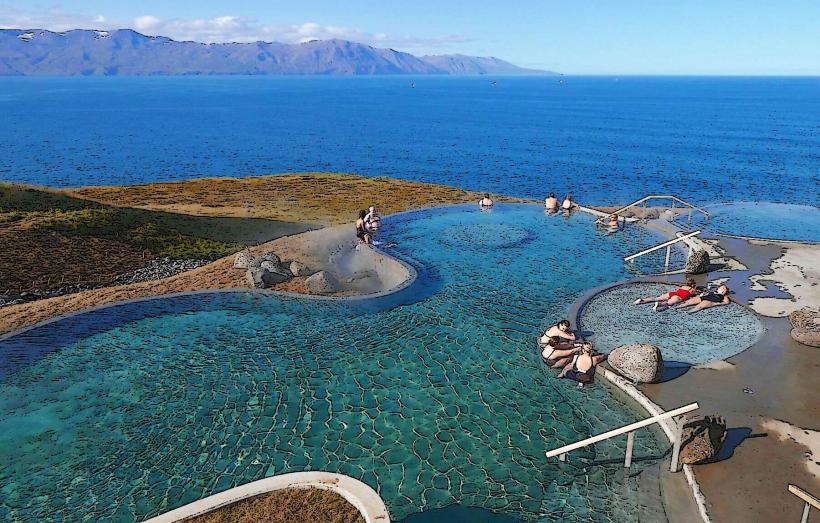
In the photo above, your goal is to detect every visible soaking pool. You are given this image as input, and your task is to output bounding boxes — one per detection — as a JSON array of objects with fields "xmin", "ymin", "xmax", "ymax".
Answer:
[{"xmin": 1, "ymin": 205, "xmax": 684, "ymax": 522}]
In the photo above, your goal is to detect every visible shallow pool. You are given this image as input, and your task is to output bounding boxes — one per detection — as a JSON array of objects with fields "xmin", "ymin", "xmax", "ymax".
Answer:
[
  {"xmin": 1, "ymin": 205, "xmax": 675, "ymax": 522},
  {"xmin": 579, "ymin": 283, "xmax": 764, "ymax": 365},
  {"xmin": 694, "ymin": 202, "xmax": 820, "ymax": 242}
]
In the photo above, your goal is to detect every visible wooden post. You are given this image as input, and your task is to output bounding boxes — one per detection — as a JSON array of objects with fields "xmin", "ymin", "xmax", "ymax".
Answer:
[
  {"xmin": 624, "ymin": 431, "xmax": 635, "ymax": 468},
  {"xmin": 559, "ymin": 453, "xmax": 566, "ymax": 462},
  {"xmin": 664, "ymin": 245, "xmax": 671, "ymax": 271},
  {"xmin": 801, "ymin": 501, "xmax": 810, "ymax": 523},
  {"xmin": 670, "ymin": 419, "xmax": 683, "ymax": 473}
]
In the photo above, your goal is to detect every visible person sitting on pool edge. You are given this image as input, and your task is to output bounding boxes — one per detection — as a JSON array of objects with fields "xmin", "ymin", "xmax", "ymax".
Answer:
[
  {"xmin": 633, "ymin": 277, "xmax": 698, "ymax": 311},
  {"xmin": 545, "ymin": 192, "xmax": 559, "ymax": 213},
  {"xmin": 541, "ymin": 336, "xmax": 583, "ymax": 368},
  {"xmin": 538, "ymin": 319, "xmax": 577, "ymax": 346},
  {"xmin": 478, "ymin": 193, "xmax": 494, "ymax": 209},
  {"xmin": 355, "ymin": 209, "xmax": 371, "ymax": 245},
  {"xmin": 676, "ymin": 284, "xmax": 731, "ymax": 313},
  {"xmin": 558, "ymin": 343, "xmax": 607, "ymax": 385},
  {"xmin": 364, "ymin": 205, "xmax": 383, "ymax": 245}
]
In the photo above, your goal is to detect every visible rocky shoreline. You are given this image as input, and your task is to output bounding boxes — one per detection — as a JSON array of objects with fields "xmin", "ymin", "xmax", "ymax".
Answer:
[{"xmin": 0, "ymin": 257, "xmax": 209, "ymax": 308}]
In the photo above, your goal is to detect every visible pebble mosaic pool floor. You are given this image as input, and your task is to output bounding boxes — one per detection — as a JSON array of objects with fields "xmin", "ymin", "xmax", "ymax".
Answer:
[
  {"xmin": 1, "ymin": 205, "xmax": 682, "ymax": 522},
  {"xmin": 579, "ymin": 282, "xmax": 764, "ymax": 364}
]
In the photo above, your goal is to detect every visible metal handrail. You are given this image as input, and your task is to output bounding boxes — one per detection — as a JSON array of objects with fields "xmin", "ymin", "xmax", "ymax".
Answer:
[
  {"xmin": 611, "ymin": 195, "xmax": 710, "ymax": 221},
  {"xmin": 623, "ymin": 230, "xmax": 702, "ymax": 273},
  {"xmin": 789, "ymin": 484, "xmax": 820, "ymax": 523},
  {"xmin": 546, "ymin": 402, "xmax": 699, "ymax": 472}
]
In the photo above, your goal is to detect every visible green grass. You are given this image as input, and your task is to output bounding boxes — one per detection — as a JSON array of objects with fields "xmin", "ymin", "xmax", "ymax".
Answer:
[{"xmin": 0, "ymin": 184, "xmax": 263, "ymax": 261}]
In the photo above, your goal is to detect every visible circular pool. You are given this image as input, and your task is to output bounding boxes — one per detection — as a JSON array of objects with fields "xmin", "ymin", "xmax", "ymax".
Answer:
[
  {"xmin": 0, "ymin": 205, "xmax": 677, "ymax": 522},
  {"xmin": 579, "ymin": 282, "xmax": 764, "ymax": 364}
]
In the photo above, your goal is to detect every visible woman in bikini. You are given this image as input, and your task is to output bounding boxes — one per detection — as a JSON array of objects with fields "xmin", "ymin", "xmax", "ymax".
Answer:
[
  {"xmin": 633, "ymin": 277, "xmax": 698, "ymax": 311},
  {"xmin": 538, "ymin": 319, "xmax": 577, "ymax": 346},
  {"xmin": 558, "ymin": 343, "xmax": 607, "ymax": 385},
  {"xmin": 677, "ymin": 285, "xmax": 731, "ymax": 313},
  {"xmin": 541, "ymin": 336, "xmax": 583, "ymax": 368}
]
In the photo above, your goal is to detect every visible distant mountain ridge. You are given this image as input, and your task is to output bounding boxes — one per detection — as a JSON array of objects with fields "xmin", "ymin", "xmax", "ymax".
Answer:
[{"xmin": 0, "ymin": 29, "xmax": 557, "ymax": 76}]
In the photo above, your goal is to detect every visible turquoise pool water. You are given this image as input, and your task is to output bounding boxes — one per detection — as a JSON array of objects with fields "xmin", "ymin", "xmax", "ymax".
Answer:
[
  {"xmin": 694, "ymin": 202, "xmax": 820, "ymax": 242},
  {"xmin": 0, "ymin": 205, "xmax": 675, "ymax": 522},
  {"xmin": 579, "ymin": 283, "xmax": 764, "ymax": 365}
]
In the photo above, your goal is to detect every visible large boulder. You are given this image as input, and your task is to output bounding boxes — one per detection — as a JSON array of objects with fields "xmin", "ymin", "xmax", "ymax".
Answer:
[
  {"xmin": 684, "ymin": 249, "xmax": 711, "ymax": 274},
  {"xmin": 289, "ymin": 260, "xmax": 313, "ymax": 277},
  {"xmin": 608, "ymin": 343, "xmax": 665, "ymax": 383},
  {"xmin": 679, "ymin": 415, "xmax": 727, "ymax": 464},
  {"xmin": 789, "ymin": 307, "xmax": 820, "ymax": 348},
  {"xmin": 233, "ymin": 250, "xmax": 253, "ymax": 269},
  {"xmin": 245, "ymin": 265, "xmax": 292, "ymax": 289},
  {"xmin": 304, "ymin": 271, "xmax": 341, "ymax": 295}
]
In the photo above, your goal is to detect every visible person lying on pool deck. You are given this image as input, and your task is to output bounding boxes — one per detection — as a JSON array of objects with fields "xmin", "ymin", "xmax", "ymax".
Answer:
[
  {"xmin": 538, "ymin": 319, "xmax": 577, "ymax": 346},
  {"xmin": 633, "ymin": 278, "xmax": 698, "ymax": 311},
  {"xmin": 558, "ymin": 343, "xmax": 607, "ymax": 385},
  {"xmin": 676, "ymin": 285, "xmax": 731, "ymax": 313},
  {"xmin": 478, "ymin": 193, "xmax": 494, "ymax": 209},
  {"xmin": 541, "ymin": 336, "xmax": 583, "ymax": 368}
]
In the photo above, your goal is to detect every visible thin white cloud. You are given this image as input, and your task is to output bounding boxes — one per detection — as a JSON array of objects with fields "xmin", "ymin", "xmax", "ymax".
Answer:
[{"xmin": 0, "ymin": 6, "xmax": 470, "ymax": 52}]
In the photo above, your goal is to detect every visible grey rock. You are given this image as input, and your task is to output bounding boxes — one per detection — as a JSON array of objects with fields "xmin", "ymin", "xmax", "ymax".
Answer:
[
  {"xmin": 304, "ymin": 271, "xmax": 341, "ymax": 295},
  {"xmin": 245, "ymin": 265, "xmax": 292, "ymax": 289},
  {"xmin": 608, "ymin": 343, "xmax": 665, "ymax": 383},
  {"xmin": 789, "ymin": 307, "xmax": 820, "ymax": 348},
  {"xmin": 289, "ymin": 261, "xmax": 312, "ymax": 277},
  {"xmin": 684, "ymin": 249, "xmax": 711, "ymax": 274},
  {"xmin": 679, "ymin": 415, "xmax": 727, "ymax": 464},
  {"xmin": 233, "ymin": 251, "xmax": 253, "ymax": 269}
]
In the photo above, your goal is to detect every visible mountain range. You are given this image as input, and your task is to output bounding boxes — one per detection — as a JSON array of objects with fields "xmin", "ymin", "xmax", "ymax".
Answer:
[{"xmin": 0, "ymin": 29, "xmax": 556, "ymax": 76}]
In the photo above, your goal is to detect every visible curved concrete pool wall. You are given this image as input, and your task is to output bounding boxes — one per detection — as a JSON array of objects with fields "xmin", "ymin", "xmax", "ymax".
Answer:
[
  {"xmin": 566, "ymin": 281, "xmax": 714, "ymax": 523},
  {"xmin": 143, "ymin": 472, "xmax": 390, "ymax": 523}
]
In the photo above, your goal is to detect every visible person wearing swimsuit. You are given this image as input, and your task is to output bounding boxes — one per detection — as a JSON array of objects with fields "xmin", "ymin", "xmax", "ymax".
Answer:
[
  {"xmin": 558, "ymin": 343, "xmax": 607, "ymax": 385},
  {"xmin": 478, "ymin": 193, "xmax": 494, "ymax": 209},
  {"xmin": 677, "ymin": 285, "xmax": 731, "ymax": 313},
  {"xmin": 538, "ymin": 320, "xmax": 577, "ymax": 345},
  {"xmin": 540, "ymin": 336, "xmax": 582, "ymax": 368},
  {"xmin": 545, "ymin": 192, "xmax": 559, "ymax": 213},
  {"xmin": 355, "ymin": 209, "xmax": 370, "ymax": 245},
  {"xmin": 633, "ymin": 277, "xmax": 698, "ymax": 311}
]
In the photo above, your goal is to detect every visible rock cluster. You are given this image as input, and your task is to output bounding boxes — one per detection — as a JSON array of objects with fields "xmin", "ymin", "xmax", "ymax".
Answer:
[
  {"xmin": 245, "ymin": 252, "xmax": 292, "ymax": 289},
  {"xmin": 608, "ymin": 343, "xmax": 665, "ymax": 383},
  {"xmin": 237, "ymin": 250, "xmax": 318, "ymax": 290},
  {"xmin": 684, "ymin": 249, "xmax": 711, "ymax": 274},
  {"xmin": 112, "ymin": 257, "xmax": 209, "ymax": 285},
  {"xmin": 679, "ymin": 415, "xmax": 727, "ymax": 464},
  {"xmin": 0, "ymin": 257, "xmax": 209, "ymax": 308},
  {"xmin": 789, "ymin": 307, "xmax": 820, "ymax": 348}
]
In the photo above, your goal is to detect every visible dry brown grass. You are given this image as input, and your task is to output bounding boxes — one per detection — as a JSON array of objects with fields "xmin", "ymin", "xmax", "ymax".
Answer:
[
  {"xmin": 184, "ymin": 488, "xmax": 364, "ymax": 523},
  {"xmin": 1, "ymin": 173, "xmax": 528, "ymax": 335},
  {"xmin": 66, "ymin": 172, "xmax": 526, "ymax": 225}
]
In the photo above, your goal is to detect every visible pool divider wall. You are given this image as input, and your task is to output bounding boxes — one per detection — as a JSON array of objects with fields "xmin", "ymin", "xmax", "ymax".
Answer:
[
  {"xmin": 568, "ymin": 279, "xmax": 712, "ymax": 523},
  {"xmin": 142, "ymin": 472, "xmax": 390, "ymax": 523}
]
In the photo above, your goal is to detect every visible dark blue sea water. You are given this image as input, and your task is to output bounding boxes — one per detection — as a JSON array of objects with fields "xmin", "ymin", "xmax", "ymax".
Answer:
[{"xmin": 1, "ymin": 76, "xmax": 818, "ymax": 205}]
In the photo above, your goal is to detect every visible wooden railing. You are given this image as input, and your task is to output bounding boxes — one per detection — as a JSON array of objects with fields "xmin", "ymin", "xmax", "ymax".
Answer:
[
  {"xmin": 546, "ymin": 402, "xmax": 699, "ymax": 472},
  {"xmin": 789, "ymin": 484, "xmax": 820, "ymax": 523}
]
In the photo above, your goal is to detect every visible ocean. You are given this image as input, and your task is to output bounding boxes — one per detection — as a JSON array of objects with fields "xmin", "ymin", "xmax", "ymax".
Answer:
[{"xmin": 1, "ymin": 75, "xmax": 818, "ymax": 205}]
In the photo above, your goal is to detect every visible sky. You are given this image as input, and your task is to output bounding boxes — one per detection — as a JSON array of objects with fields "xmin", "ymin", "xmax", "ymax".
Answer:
[{"xmin": 2, "ymin": 1, "xmax": 820, "ymax": 75}]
